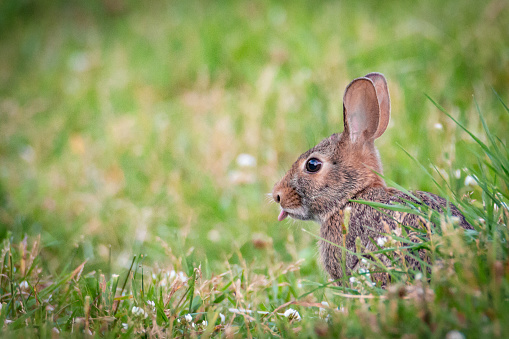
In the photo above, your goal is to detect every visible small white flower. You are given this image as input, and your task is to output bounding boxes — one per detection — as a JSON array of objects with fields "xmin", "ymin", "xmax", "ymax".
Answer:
[
  {"xmin": 283, "ymin": 308, "xmax": 301, "ymax": 321},
  {"xmin": 169, "ymin": 270, "xmax": 176, "ymax": 280},
  {"xmin": 361, "ymin": 258, "xmax": 368, "ymax": 265},
  {"xmin": 349, "ymin": 277, "xmax": 357, "ymax": 283},
  {"xmin": 464, "ymin": 175, "xmax": 477, "ymax": 186},
  {"xmin": 132, "ymin": 306, "xmax": 148, "ymax": 318},
  {"xmin": 377, "ymin": 237, "xmax": 387, "ymax": 247},
  {"xmin": 433, "ymin": 123, "xmax": 443, "ymax": 130},
  {"xmin": 454, "ymin": 169, "xmax": 461, "ymax": 179},
  {"xmin": 446, "ymin": 330, "xmax": 466, "ymax": 339},
  {"xmin": 219, "ymin": 313, "xmax": 225, "ymax": 323},
  {"xmin": 20, "ymin": 281, "xmax": 29, "ymax": 291},
  {"xmin": 202, "ymin": 320, "xmax": 208, "ymax": 327},
  {"xmin": 122, "ymin": 323, "xmax": 128, "ymax": 330},
  {"xmin": 146, "ymin": 300, "xmax": 155, "ymax": 311},
  {"xmin": 207, "ymin": 229, "xmax": 221, "ymax": 242},
  {"xmin": 191, "ymin": 323, "xmax": 195, "ymax": 328},
  {"xmin": 236, "ymin": 153, "xmax": 256, "ymax": 168},
  {"xmin": 68, "ymin": 52, "xmax": 91, "ymax": 73},
  {"xmin": 20, "ymin": 146, "xmax": 35, "ymax": 163},
  {"xmin": 359, "ymin": 268, "xmax": 370, "ymax": 276},
  {"xmin": 178, "ymin": 271, "xmax": 188, "ymax": 283},
  {"xmin": 185, "ymin": 314, "xmax": 193, "ymax": 322},
  {"xmin": 318, "ymin": 301, "xmax": 329, "ymax": 318}
]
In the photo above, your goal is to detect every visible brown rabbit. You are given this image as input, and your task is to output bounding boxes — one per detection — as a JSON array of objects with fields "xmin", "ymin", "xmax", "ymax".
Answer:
[{"xmin": 272, "ymin": 73, "xmax": 472, "ymax": 285}]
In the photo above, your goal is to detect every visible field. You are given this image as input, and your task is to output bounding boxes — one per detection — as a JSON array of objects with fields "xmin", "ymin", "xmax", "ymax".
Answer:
[{"xmin": 1, "ymin": 0, "xmax": 508, "ymax": 337}]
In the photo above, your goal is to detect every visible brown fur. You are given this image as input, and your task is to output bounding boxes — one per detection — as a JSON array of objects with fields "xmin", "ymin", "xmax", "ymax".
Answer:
[{"xmin": 272, "ymin": 73, "xmax": 472, "ymax": 285}]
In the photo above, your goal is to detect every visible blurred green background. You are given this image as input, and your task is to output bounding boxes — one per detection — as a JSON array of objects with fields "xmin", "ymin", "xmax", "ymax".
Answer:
[{"xmin": 0, "ymin": 0, "xmax": 508, "ymax": 277}]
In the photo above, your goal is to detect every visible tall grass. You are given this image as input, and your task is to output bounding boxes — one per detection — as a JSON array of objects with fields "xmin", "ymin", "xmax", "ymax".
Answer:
[
  {"xmin": 0, "ymin": 99, "xmax": 508, "ymax": 337},
  {"xmin": 0, "ymin": 0, "xmax": 508, "ymax": 336}
]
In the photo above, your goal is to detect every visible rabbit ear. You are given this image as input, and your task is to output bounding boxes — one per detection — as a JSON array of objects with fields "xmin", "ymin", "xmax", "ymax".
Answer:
[
  {"xmin": 343, "ymin": 77, "xmax": 380, "ymax": 143},
  {"xmin": 365, "ymin": 72, "xmax": 390, "ymax": 139}
]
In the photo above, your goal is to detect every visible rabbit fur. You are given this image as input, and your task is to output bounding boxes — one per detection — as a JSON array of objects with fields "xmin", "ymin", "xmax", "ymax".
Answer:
[{"xmin": 272, "ymin": 73, "xmax": 473, "ymax": 285}]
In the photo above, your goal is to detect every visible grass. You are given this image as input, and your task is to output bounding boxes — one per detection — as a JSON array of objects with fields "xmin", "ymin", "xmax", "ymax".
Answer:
[{"xmin": 0, "ymin": 0, "xmax": 508, "ymax": 337}]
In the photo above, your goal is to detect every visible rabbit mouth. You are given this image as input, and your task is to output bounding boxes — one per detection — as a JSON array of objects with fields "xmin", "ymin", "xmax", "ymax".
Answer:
[{"xmin": 278, "ymin": 208, "xmax": 311, "ymax": 221}]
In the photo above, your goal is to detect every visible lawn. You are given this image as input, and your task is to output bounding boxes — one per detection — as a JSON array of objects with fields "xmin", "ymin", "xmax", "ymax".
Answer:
[{"xmin": 0, "ymin": 0, "xmax": 508, "ymax": 337}]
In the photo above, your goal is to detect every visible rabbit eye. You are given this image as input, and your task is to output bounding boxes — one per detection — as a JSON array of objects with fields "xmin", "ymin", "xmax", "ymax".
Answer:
[{"xmin": 306, "ymin": 158, "xmax": 322, "ymax": 173}]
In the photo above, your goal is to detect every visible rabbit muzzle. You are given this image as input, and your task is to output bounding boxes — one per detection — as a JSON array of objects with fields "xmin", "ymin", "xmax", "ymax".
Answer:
[{"xmin": 272, "ymin": 180, "xmax": 311, "ymax": 221}]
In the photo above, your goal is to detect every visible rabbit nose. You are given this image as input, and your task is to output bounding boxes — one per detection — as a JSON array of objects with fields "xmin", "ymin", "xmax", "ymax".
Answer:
[{"xmin": 272, "ymin": 190, "xmax": 282, "ymax": 204}]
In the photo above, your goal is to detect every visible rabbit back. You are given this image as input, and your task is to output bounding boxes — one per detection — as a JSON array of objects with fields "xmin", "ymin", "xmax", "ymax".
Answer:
[{"xmin": 320, "ymin": 186, "xmax": 473, "ymax": 284}]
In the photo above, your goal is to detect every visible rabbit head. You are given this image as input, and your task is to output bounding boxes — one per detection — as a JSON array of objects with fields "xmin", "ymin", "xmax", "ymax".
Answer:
[{"xmin": 272, "ymin": 73, "xmax": 391, "ymax": 223}]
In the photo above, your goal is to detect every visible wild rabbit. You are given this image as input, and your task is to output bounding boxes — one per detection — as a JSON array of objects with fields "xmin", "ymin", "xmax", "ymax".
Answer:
[{"xmin": 272, "ymin": 73, "xmax": 472, "ymax": 285}]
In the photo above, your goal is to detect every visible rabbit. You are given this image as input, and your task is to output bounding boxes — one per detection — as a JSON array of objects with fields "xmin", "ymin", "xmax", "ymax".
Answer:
[{"xmin": 272, "ymin": 72, "xmax": 473, "ymax": 285}]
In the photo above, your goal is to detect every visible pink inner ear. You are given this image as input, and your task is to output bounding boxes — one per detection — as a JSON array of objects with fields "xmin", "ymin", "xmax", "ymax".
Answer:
[
  {"xmin": 343, "ymin": 78, "xmax": 380, "ymax": 143},
  {"xmin": 349, "ymin": 113, "xmax": 362, "ymax": 140}
]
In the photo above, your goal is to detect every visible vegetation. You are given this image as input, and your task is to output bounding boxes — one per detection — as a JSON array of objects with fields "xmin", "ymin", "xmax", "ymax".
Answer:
[{"xmin": 0, "ymin": 0, "xmax": 508, "ymax": 337}]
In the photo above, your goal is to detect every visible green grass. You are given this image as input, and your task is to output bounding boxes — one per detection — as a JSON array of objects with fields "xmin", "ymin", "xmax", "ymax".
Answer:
[{"xmin": 0, "ymin": 0, "xmax": 508, "ymax": 337}]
